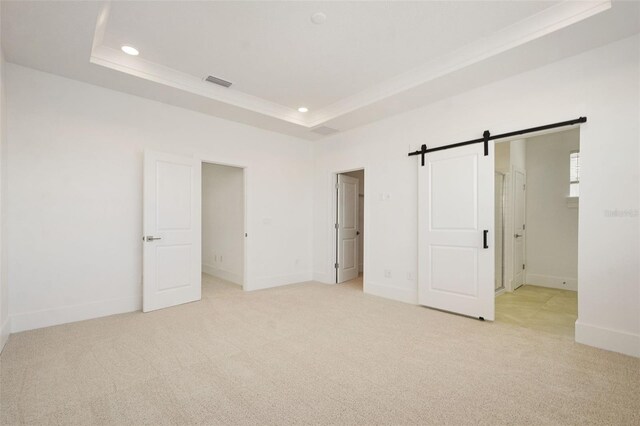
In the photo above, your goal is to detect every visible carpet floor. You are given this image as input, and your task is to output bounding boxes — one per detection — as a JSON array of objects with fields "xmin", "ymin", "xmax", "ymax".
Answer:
[{"xmin": 1, "ymin": 274, "xmax": 638, "ymax": 425}]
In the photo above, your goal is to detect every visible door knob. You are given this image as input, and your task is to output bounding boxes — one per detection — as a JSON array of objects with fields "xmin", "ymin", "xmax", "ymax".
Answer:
[
  {"xmin": 514, "ymin": 233, "xmax": 522, "ymax": 238},
  {"xmin": 145, "ymin": 236, "xmax": 162, "ymax": 242}
]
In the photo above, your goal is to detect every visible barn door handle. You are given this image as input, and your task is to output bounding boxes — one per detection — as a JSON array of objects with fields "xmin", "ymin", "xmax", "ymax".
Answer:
[{"xmin": 483, "ymin": 230, "xmax": 489, "ymax": 249}]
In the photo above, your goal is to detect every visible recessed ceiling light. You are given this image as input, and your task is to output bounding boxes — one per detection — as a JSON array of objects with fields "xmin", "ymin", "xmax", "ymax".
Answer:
[
  {"xmin": 298, "ymin": 107, "xmax": 309, "ymax": 113},
  {"xmin": 311, "ymin": 12, "xmax": 326, "ymax": 25},
  {"xmin": 121, "ymin": 45, "xmax": 139, "ymax": 56}
]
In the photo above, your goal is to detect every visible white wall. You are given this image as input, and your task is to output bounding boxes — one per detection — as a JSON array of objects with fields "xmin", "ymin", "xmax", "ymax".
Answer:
[
  {"xmin": 202, "ymin": 163, "xmax": 244, "ymax": 285},
  {"xmin": 495, "ymin": 142, "xmax": 510, "ymax": 173},
  {"xmin": 510, "ymin": 139, "xmax": 526, "ymax": 170},
  {"xmin": 6, "ymin": 64, "xmax": 314, "ymax": 332},
  {"xmin": 313, "ymin": 35, "xmax": 640, "ymax": 357},
  {"xmin": 0, "ymin": 6, "xmax": 10, "ymax": 352},
  {"xmin": 525, "ymin": 130, "xmax": 579, "ymax": 291}
]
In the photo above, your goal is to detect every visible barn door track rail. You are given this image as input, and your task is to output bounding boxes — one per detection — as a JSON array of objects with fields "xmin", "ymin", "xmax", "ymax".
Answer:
[{"xmin": 408, "ymin": 116, "xmax": 587, "ymax": 166}]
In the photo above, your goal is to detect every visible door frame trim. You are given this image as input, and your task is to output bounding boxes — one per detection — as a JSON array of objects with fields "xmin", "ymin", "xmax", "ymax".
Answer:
[
  {"xmin": 199, "ymin": 157, "xmax": 249, "ymax": 291},
  {"xmin": 328, "ymin": 167, "xmax": 367, "ymax": 289}
]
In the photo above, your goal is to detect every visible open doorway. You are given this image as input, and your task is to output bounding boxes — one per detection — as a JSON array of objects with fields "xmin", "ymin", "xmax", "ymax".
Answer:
[
  {"xmin": 335, "ymin": 169, "xmax": 365, "ymax": 291},
  {"xmin": 494, "ymin": 129, "xmax": 579, "ymax": 338},
  {"xmin": 201, "ymin": 162, "xmax": 246, "ymax": 296}
]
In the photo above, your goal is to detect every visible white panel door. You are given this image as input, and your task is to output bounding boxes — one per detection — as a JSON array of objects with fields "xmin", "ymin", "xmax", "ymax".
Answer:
[
  {"xmin": 495, "ymin": 172, "xmax": 505, "ymax": 291},
  {"xmin": 418, "ymin": 143, "xmax": 494, "ymax": 320},
  {"xmin": 337, "ymin": 174, "xmax": 359, "ymax": 283},
  {"xmin": 143, "ymin": 150, "xmax": 201, "ymax": 312},
  {"xmin": 512, "ymin": 169, "xmax": 527, "ymax": 290}
]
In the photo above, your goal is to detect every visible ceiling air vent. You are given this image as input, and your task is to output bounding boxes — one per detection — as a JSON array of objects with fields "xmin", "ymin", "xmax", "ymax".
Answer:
[
  {"xmin": 311, "ymin": 126, "xmax": 339, "ymax": 136},
  {"xmin": 204, "ymin": 75, "xmax": 232, "ymax": 88}
]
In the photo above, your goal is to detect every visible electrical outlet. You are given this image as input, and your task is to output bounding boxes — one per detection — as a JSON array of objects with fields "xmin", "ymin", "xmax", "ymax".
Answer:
[{"xmin": 384, "ymin": 270, "xmax": 391, "ymax": 279}]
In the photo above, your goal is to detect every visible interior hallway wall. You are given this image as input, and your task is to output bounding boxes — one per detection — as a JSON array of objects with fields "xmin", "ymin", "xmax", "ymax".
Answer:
[
  {"xmin": 510, "ymin": 139, "xmax": 526, "ymax": 170},
  {"xmin": 525, "ymin": 130, "xmax": 579, "ymax": 291},
  {"xmin": 0, "ymin": 6, "xmax": 9, "ymax": 352},
  {"xmin": 202, "ymin": 163, "xmax": 244, "ymax": 285},
  {"xmin": 312, "ymin": 35, "xmax": 640, "ymax": 357},
  {"xmin": 6, "ymin": 64, "xmax": 314, "ymax": 333},
  {"xmin": 495, "ymin": 142, "xmax": 510, "ymax": 173},
  {"xmin": 342, "ymin": 170, "xmax": 364, "ymax": 273}
]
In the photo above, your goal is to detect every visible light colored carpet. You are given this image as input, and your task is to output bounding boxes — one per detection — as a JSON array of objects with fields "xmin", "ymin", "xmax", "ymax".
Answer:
[
  {"xmin": 496, "ymin": 285, "xmax": 578, "ymax": 338},
  {"xmin": 1, "ymin": 274, "xmax": 638, "ymax": 425}
]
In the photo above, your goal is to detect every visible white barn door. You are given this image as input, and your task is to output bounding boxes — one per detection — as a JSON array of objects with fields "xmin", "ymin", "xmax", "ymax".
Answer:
[
  {"xmin": 418, "ymin": 143, "xmax": 494, "ymax": 320},
  {"xmin": 143, "ymin": 150, "xmax": 201, "ymax": 312},
  {"xmin": 337, "ymin": 174, "xmax": 359, "ymax": 283}
]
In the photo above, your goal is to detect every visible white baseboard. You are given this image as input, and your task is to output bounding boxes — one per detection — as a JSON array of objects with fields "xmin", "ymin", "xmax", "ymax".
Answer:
[
  {"xmin": 0, "ymin": 317, "xmax": 10, "ymax": 353},
  {"xmin": 247, "ymin": 272, "xmax": 312, "ymax": 292},
  {"xmin": 526, "ymin": 273, "xmax": 577, "ymax": 291},
  {"xmin": 313, "ymin": 271, "xmax": 334, "ymax": 284},
  {"xmin": 365, "ymin": 281, "xmax": 417, "ymax": 305},
  {"xmin": 575, "ymin": 320, "xmax": 640, "ymax": 358},
  {"xmin": 10, "ymin": 296, "xmax": 141, "ymax": 333},
  {"xmin": 202, "ymin": 263, "xmax": 242, "ymax": 286}
]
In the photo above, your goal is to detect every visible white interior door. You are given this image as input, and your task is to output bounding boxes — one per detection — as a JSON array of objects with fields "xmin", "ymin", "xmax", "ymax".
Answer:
[
  {"xmin": 512, "ymin": 169, "xmax": 527, "ymax": 290},
  {"xmin": 143, "ymin": 150, "xmax": 201, "ymax": 312},
  {"xmin": 337, "ymin": 174, "xmax": 359, "ymax": 283},
  {"xmin": 418, "ymin": 143, "xmax": 494, "ymax": 320},
  {"xmin": 495, "ymin": 172, "xmax": 505, "ymax": 291}
]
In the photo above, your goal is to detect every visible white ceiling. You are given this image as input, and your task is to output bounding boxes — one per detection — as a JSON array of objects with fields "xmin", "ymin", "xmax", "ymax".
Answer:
[
  {"xmin": 2, "ymin": 1, "xmax": 639, "ymax": 140},
  {"xmin": 102, "ymin": 1, "xmax": 557, "ymax": 111}
]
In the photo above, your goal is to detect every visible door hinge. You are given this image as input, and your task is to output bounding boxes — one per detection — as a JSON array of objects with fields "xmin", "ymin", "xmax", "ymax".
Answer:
[
  {"xmin": 522, "ymin": 264, "xmax": 525, "ymax": 270},
  {"xmin": 334, "ymin": 263, "xmax": 339, "ymax": 269},
  {"xmin": 523, "ymin": 224, "xmax": 526, "ymax": 230},
  {"xmin": 335, "ymin": 223, "xmax": 339, "ymax": 229},
  {"xmin": 335, "ymin": 183, "xmax": 339, "ymax": 190},
  {"xmin": 523, "ymin": 184, "xmax": 526, "ymax": 190}
]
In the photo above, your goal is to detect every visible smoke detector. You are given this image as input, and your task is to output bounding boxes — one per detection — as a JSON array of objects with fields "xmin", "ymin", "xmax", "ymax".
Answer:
[{"xmin": 311, "ymin": 12, "xmax": 326, "ymax": 25}]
